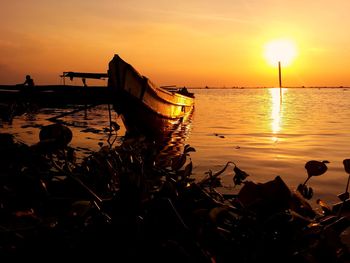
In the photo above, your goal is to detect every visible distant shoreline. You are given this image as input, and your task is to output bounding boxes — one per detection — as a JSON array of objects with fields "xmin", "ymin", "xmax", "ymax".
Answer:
[
  {"xmin": 0, "ymin": 84, "xmax": 348, "ymax": 90},
  {"xmin": 188, "ymin": 86, "xmax": 349, "ymax": 89}
]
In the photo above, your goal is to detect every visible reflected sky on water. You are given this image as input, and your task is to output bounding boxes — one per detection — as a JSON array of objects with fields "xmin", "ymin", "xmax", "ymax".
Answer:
[
  {"xmin": 2, "ymin": 88, "xmax": 350, "ymax": 206},
  {"xmin": 186, "ymin": 88, "xmax": 350, "ymax": 206}
]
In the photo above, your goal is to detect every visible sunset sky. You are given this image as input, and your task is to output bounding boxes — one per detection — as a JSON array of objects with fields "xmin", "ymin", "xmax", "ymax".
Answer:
[{"xmin": 1, "ymin": 0, "xmax": 350, "ymax": 87}]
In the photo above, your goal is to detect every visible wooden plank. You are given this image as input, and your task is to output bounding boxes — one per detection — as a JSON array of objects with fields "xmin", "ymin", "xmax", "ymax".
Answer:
[{"xmin": 0, "ymin": 85, "xmax": 114, "ymax": 106}]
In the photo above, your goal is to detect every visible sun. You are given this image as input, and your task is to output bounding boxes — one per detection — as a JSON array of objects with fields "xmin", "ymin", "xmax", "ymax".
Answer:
[{"xmin": 264, "ymin": 39, "xmax": 297, "ymax": 67}]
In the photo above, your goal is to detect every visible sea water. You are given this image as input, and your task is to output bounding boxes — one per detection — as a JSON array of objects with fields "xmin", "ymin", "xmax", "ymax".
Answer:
[
  {"xmin": 2, "ymin": 87, "xmax": 350, "ymax": 206},
  {"xmin": 187, "ymin": 87, "xmax": 350, "ymax": 205}
]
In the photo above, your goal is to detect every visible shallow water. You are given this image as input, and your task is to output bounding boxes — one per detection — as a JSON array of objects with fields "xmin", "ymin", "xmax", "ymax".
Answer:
[
  {"xmin": 1, "ymin": 87, "xmax": 350, "ymax": 206},
  {"xmin": 187, "ymin": 88, "xmax": 350, "ymax": 205},
  {"xmin": 0, "ymin": 104, "xmax": 126, "ymax": 163}
]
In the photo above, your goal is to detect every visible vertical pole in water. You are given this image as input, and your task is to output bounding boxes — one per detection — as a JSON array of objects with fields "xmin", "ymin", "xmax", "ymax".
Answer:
[
  {"xmin": 278, "ymin": 61, "xmax": 282, "ymax": 101},
  {"xmin": 278, "ymin": 61, "xmax": 282, "ymax": 88}
]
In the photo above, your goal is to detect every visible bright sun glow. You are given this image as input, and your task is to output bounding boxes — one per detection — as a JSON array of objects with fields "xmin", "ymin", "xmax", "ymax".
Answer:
[{"xmin": 264, "ymin": 39, "xmax": 297, "ymax": 67}]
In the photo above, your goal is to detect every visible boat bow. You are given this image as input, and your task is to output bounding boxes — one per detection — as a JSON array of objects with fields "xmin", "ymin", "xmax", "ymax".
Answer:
[{"xmin": 108, "ymin": 54, "xmax": 194, "ymax": 137}]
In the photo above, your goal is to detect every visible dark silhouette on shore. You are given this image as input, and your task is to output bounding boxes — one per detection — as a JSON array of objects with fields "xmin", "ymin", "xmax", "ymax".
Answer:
[
  {"xmin": 19, "ymin": 74, "xmax": 35, "ymax": 94},
  {"xmin": 23, "ymin": 75, "xmax": 35, "ymax": 87}
]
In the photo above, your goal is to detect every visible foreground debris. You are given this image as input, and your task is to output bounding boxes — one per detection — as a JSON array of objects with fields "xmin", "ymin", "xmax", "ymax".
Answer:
[{"xmin": 0, "ymin": 124, "xmax": 350, "ymax": 262}]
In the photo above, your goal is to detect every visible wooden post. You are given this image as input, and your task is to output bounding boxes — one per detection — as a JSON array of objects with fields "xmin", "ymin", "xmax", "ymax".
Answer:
[
  {"xmin": 278, "ymin": 61, "xmax": 282, "ymax": 100},
  {"xmin": 278, "ymin": 61, "xmax": 282, "ymax": 88}
]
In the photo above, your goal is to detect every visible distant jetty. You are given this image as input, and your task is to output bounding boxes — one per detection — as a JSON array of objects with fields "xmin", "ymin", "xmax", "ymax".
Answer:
[{"xmin": 0, "ymin": 85, "xmax": 113, "ymax": 106}]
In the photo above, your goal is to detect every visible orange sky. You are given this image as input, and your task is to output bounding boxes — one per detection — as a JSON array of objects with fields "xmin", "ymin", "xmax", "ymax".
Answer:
[{"xmin": 1, "ymin": 0, "xmax": 350, "ymax": 87}]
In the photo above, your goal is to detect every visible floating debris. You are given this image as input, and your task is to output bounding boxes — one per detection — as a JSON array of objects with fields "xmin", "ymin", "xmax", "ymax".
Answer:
[
  {"xmin": 80, "ymin": 127, "xmax": 102, "ymax": 134},
  {"xmin": 214, "ymin": 133, "xmax": 225, "ymax": 138}
]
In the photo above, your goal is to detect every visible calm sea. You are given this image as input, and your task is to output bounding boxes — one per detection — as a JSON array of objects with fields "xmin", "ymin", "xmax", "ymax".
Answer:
[
  {"xmin": 187, "ymin": 87, "xmax": 350, "ymax": 206},
  {"xmin": 2, "ymin": 87, "xmax": 350, "ymax": 206}
]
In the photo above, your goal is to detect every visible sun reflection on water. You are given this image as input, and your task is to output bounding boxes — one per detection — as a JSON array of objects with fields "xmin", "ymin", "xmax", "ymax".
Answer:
[{"xmin": 269, "ymin": 88, "xmax": 287, "ymax": 142}]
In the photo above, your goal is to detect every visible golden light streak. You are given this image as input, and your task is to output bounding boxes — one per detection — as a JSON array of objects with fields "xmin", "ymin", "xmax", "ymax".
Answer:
[{"xmin": 269, "ymin": 88, "xmax": 287, "ymax": 142}]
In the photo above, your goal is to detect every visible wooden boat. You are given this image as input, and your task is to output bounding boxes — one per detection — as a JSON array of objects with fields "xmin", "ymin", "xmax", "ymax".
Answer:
[
  {"xmin": 108, "ymin": 54, "xmax": 195, "ymax": 138},
  {"xmin": 0, "ymin": 55, "xmax": 194, "ymax": 138}
]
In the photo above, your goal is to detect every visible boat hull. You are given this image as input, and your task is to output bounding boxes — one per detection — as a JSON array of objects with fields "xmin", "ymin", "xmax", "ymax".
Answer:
[
  {"xmin": 114, "ymin": 89, "xmax": 193, "ymax": 138},
  {"xmin": 108, "ymin": 55, "xmax": 194, "ymax": 137}
]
